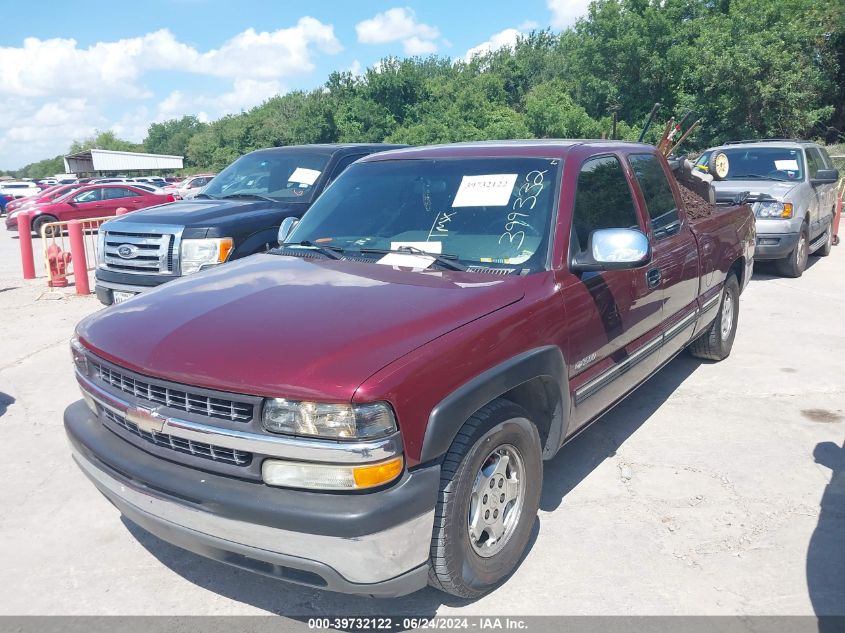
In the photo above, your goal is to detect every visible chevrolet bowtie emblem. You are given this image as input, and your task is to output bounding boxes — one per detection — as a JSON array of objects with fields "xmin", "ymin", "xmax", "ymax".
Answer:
[{"xmin": 126, "ymin": 406, "xmax": 166, "ymax": 434}]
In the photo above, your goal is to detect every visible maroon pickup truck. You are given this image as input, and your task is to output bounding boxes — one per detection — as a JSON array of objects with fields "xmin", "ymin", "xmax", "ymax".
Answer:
[{"xmin": 65, "ymin": 141, "xmax": 754, "ymax": 598}]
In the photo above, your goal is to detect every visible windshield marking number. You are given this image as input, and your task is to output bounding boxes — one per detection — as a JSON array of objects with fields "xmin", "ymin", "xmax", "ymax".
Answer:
[{"xmin": 500, "ymin": 170, "xmax": 546, "ymax": 251}]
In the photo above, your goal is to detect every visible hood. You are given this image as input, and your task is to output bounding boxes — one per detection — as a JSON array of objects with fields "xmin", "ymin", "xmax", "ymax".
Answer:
[
  {"xmin": 78, "ymin": 255, "xmax": 525, "ymax": 401},
  {"xmin": 110, "ymin": 198, "xmax": 307, "ymax": 227},
  {"xmin": 712, "ymin": 179, "xmax": 800, "ymax": 201}
]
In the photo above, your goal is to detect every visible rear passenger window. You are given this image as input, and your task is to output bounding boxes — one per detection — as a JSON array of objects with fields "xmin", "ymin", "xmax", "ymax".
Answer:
[
  {"xmin": 629, "ymin": 153, "xmax": 681, "ymax": 237},
  {"xmin": 104, "ymin": 187, "xmax": 140, "ymax": 200},
  {"xmin": 571, "ymin": 155, "xmax": 640, "ymax": 254}
]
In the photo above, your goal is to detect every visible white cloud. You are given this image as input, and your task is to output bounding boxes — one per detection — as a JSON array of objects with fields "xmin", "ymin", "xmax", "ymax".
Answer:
[
  {"xmin": 403, "ymin": 36, "xmax": 439, "ymax": 56},
  {"xmin": 464, "ymin": 28, "xmax": 523, "ymax": 62},
  {"xmin": 349, "ymin": 59, "xmax": 363, "ymax": 77},
  {"xmin": 0, "ymin": 97, "xmax": 104, "ymax": 166},
  {"xmin": 0, "ymin": 18, "xmax": 341, "ymax": 99},
  {"xmin": 155, "ymin": 78, "xmax": 282, "ymax": 123},
  {"xmin": 518, "ymin": 20, "xmax": 540, "ymax": 30},
  {"xmin": 547, "ymin": 0, "xmax": 592, "ymax": 29},
  {"xmin": 356, "ymin": 7, "xmax": 440, "ymax": 55},
  {"xmin": 0, "ymin": 18, "xmax": 341, "ymax": 169}
]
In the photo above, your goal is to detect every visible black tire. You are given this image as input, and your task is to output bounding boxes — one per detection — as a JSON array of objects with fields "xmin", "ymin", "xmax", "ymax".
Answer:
[
  {"xmin": 31, "ymin": 214, "xmax": 59, "ymax": 238},
  {"xmin": 775, "ymin": 222, "xmax": 809, "ymax": 278},
  {"xmin": 428, "ymin": 398, "xmax": 542, "ymax": 598},
  {"xmin": 689, "ymin": 274, "xmax": 740, "ymax": 361}
]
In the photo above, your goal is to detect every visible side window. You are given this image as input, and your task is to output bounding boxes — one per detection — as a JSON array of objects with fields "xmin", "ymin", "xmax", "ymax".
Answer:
[
  {"xmin": 571, "ymin": 155, "xmax": 641, "ymax": 255},
  {"xmin": 73, "ymin": 189, "xmax": 102, "ymax": 203},
  {"xmin": 805, "ymin": 148, "xmax": 822, "ymax": 179},
  {"xmin": 104, "ymin": 187, "xmax": 140, "ymax": 200},
  {"xmin": 327, "ymin": 154, "xmax": 366, "ymax": 185},
  {"xmin": 818, "ymin": 147, "xmax": 834, "ymax": 169},
  {"xmin": 628, "ymin": 153, "xmax": 681, "ymax": 237}
]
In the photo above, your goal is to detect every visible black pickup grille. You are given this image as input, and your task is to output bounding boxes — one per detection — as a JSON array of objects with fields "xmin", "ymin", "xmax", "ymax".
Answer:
[{"xmin": 91, "ymin": 360, "xmax": 254, "ymax": 423}]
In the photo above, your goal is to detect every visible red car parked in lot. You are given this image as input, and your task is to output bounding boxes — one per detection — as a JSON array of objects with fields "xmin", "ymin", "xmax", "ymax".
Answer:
[
  {"xmin": 5, "ymin": 183, "xmax": 82, "ymax": 214},
  {"xmin": 5, "ymin": 183, "xmax": 175, "ymax": 235}
]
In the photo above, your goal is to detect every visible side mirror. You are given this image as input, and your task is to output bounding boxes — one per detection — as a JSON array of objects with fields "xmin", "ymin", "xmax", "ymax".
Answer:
[
  {"xmin": 811, "ymin": 169, "xmax": 839, "ymax": 185},
  {"xmin": 277, "ymin": 217, "xmax": 300, "ymax": 244},
  {"xmin": 571, "ymin": 228, "xmax": 651, "ymax": 272}
]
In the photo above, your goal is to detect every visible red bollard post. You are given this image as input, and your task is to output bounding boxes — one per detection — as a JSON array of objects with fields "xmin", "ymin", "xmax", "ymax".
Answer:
[
  {"xmin": 832, "ymin": 189, "xmax": 842, "ymax": 246},
  {"xmin": 17, "ymin": 212, "xmax": 36, "ymax": 279},
  {"xmin": 68, "ymin": 220, "xmax": 90, "ymax": 295}
]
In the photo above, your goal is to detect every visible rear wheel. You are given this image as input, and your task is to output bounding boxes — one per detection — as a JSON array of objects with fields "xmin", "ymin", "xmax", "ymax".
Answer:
[
  {"xmin": 428, "ymin": 399, "xmax": 542, "ymax": 598},
  {"xmin": 776, "ymin": 223, "xmax": 808, "ymax": 277},
  {"xmin": 689, "ymin": 274, "xmax": 740, "ymax": 361},
  {"xmin": 31, "ymin": 214, "xmax": 60, "ymax": 238}
]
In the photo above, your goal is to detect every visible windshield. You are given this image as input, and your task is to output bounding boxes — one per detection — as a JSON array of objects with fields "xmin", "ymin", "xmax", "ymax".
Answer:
[
  {"xmin": 203, "ymin": 151, "xmax": 330, "ymax": 202},
  {"xmin": 718, "ymin": 147, "xmax": 805, "ymax": 181},
  {"xmin": 289, "ymin": 157, "xmax": 561, "ymax": 272}
]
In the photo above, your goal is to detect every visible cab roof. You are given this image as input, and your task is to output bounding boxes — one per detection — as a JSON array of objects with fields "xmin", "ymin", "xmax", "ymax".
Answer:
[{"xmin": 361, "ymin": 139, "xmax": 657, "ymax": 161}]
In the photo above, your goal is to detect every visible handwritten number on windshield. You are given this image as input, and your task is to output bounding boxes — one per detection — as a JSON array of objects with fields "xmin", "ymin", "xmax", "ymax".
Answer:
[{"xmin": 500, "ymin": 170, "xmax": 546, "ymax": 251}]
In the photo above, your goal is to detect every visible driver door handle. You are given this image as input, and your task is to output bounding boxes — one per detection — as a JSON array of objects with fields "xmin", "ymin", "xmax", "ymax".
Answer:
[{"xmin": 647, "ymin": 268, "xmax": 661, "ymax": 289}]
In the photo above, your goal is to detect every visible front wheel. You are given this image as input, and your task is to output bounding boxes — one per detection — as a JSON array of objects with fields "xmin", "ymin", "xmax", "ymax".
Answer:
[
  {"xmin": 776, "ymin": 224, "xmax": 809, "ymax": 277},
  {"xmin": 689, "ymin": 274, "xmax": 740, "ymax": 361},
  {"xmin": 428, "ymin": 399, "xmax": 542, "ymax": 598}
]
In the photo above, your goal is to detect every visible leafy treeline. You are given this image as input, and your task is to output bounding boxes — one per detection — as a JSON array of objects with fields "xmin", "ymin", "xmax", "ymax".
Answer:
[{"xmin": 5, "ymin": 0, "xmax": 843, "ymax": 179}]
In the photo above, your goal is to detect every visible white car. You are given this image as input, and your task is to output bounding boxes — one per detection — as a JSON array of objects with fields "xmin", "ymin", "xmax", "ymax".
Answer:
[
  {"xmin": 0, "ymin": 181, "xmax": 41, "ymax": 199},
  {"xmin": 169, "ymin": 174, "xmax": 215, "ymax": 199}
]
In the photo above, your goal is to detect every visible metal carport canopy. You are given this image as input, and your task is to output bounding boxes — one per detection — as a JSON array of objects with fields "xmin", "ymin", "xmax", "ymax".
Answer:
[{"xmin": 63, "ymin": 149, "xmax": 184, "ymax": 173}]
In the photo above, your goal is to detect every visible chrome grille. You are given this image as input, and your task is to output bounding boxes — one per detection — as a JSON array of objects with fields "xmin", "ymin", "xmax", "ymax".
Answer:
[
  {"xmin": 91, "ymin": 360, "xmax": 253, "ymax": 423},
  {"xmin": 103, "ymin": 408, "xmax": 252, "ymax": 466},
  {"xmin": 102, "ymin": 228, "xmax": 176, "ymax": 274}
]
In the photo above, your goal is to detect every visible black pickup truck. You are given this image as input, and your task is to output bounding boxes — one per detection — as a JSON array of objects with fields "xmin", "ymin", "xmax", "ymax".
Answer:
[{"xmin": 94, "ymin": 143, "xmax": 405, "ymax": 305}]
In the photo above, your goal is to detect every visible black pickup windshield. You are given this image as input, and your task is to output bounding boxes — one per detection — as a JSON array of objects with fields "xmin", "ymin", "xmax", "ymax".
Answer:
[
  {"xmin": 289, "ymin": 157, "xmax": 561, "ymax": 272},
  {"xmin": 203, "ymin": 151, "xmax": 330, "ymax": 202}
]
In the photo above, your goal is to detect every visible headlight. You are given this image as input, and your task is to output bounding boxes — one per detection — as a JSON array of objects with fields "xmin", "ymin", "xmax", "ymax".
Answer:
[
  {"xmin": 96, "ymin": 230, "xmax": 106, "ymax": 267},
  {"xmin": 262, "ymin": 456, "xmax": 404, "ymax": 490},
  {"xmin": 262, "ymin": 399, "xmax": 397, "ymax": 440},
  {"xmin": 756, "ymin": 201, "xmax": 793, "ymax": 218},
  {"xmin": 70, "ymin": 335, "xmax": 89, "ymax": 375},
  {"xmin": 180, "ymin": 237, "xmax": 234, "ymax": 275}
]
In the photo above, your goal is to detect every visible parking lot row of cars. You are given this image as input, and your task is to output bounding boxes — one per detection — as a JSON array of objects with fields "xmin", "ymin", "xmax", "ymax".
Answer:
[{"xmin": 0, "ymin": 173, "xmax": 216, "ymax": 214}]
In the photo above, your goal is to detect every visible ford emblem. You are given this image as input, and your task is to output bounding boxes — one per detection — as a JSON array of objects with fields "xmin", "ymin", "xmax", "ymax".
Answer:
[{"xmin": 117, "ymin": 244, "xmax": 138, "ymax": 259}]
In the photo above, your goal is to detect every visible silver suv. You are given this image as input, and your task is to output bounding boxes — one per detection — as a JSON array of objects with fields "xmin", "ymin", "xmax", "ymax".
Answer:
[{"xmin": 694, "ymin": 140, "xmax": 839, "ymax": 277}]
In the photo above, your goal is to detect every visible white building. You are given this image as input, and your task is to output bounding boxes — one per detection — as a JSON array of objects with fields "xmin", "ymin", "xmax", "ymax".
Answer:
[{"xmin": 64, "ymin": 149, "xmax": 183, "ymax": 174}]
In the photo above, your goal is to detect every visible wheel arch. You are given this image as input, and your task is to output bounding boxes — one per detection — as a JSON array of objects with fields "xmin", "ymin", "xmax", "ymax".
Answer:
[{"xmin": 419, "ymin": 346, "xmax": 569, "ymax": 463}]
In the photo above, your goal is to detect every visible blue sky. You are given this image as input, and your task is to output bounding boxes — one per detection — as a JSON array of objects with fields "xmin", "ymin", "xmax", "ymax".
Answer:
[{"xmin": 0, "ymin": 0, "xmax": 591, "ymax": 169}]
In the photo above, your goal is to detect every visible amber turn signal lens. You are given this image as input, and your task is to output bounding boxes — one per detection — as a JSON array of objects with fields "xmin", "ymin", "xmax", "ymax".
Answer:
[
  {"xmin": 219, "ymin": 237, "xmax": 234, "ymax": 262},
  {"xmin": 353, "ymin": 457, "xmax": 404, "ymax": 489},
  {"xmin": 781, "ymin": 203, "xmax": 793, "ymax": 218}
]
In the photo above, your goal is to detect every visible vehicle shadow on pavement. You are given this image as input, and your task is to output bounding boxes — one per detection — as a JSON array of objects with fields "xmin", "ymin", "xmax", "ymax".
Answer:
[
  {"xmin": 0, "ymin": 392, "xmax": 15, "ymax": 417},
  {"xmin": 540, "ymin": 353, "xmax": 702, "ymax": 512},
  {"xmin": 751, "ymin": 255, "xmax": 822, "ymax": 281},
  {"xmin": 807, "ymin": 440, "xmax": 845, "ymax": 628}
]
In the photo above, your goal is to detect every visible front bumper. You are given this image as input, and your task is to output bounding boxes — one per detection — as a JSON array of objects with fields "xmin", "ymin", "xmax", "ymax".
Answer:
[
  {"xmin": 65, "ymin": 401, "xmax": 438, "ymax": 596},
  {"xmin": 754, "ymin": 232, "xmax": 799, "ymax": 260},
  {"xmin": 95, "ymin": 271, "xmax": 174, "ymax": 305}
]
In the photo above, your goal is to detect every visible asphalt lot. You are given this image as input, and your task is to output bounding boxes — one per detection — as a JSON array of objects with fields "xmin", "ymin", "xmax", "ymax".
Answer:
[{"xmin": 0, "ymin": 227, "xmax": 842, "ymax": 616}]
